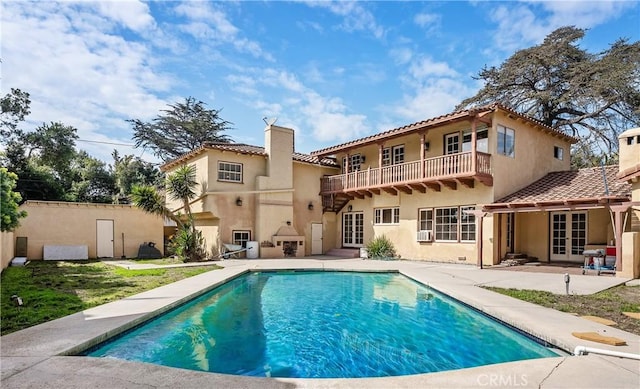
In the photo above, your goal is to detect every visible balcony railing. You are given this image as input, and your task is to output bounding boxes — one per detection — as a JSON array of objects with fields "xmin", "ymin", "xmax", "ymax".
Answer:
[{"xmin": 321, "ymin": 151, "xmax": 491, "ymax": 194}]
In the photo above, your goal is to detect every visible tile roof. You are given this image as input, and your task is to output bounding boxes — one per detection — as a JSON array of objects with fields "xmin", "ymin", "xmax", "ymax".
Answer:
[
  {"xmin": 491, "ymin": 165, "xmax": 631, "ymax": 206},
  {"xmin": 160, "ymin": 142, "xmax": 339, "ymax": 171},
  {"xmin": 310, "ymin": 103, "xmax": 578, "ymax": 156}
]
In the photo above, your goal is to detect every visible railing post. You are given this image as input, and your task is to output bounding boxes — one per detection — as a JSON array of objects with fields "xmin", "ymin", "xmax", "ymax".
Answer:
[
  {"xmin": 378, "ymin": 143, "xmax": 383, "ymax": 185},
  {"xmin": 420, "ymin": 132, "xmax": 425, "ymax": 178},
  {"xmin": 471, "ymin": 116, "xmax": 478, "ymax": 174}
]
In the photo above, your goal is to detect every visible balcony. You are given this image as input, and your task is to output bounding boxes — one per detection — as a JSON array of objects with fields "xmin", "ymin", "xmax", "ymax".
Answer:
[{"xmin": 321, "ymin": 152, "xmax": 492, "ymax": 203}]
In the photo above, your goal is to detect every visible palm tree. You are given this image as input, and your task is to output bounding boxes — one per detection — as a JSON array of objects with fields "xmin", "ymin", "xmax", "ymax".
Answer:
[{"xmin": 131, "ymin": 164, "xmax": 204, "ymax": 261}]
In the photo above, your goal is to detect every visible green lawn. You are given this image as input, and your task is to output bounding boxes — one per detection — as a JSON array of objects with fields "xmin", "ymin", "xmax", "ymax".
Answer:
[{"xmin": 1, "ymin": 260, "xmax": 218, "ymax": 335}]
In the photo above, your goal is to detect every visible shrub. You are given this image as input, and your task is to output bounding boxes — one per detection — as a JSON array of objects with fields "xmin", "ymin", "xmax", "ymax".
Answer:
[
  {"xmin": 365, "ymin": 235, "xmax": 397, "ymax": 260},
  {"xmin": 170, "ymin": 223, "xmax": 206, "ymax": 262}
]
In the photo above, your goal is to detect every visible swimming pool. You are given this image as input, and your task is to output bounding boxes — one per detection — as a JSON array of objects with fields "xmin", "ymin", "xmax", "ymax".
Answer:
[{"xmin": 84, "ymin": 271, "xmax": 558, "ymax": 378}]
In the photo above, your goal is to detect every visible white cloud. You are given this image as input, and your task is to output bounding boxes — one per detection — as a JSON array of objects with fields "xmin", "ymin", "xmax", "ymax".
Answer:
[
  {"xmin": 1, "ymin": 1, "xmax": 171, "ymax": 162},
  {"xmin": 414, "ymin": 13, "xmax": 440, "ymax": 30},
  {"xmin": 394, "ymin": 78, "xmax": 473, "ymax": 122},
  {"xmin": 306, "ymin": 1, "xmax": 385, "ymax": 39},
  {"xmin": 488, "ymin": 1, "xmax": 637, "ymax": 51},
  {"xmin": 389, "ymin": 47, "xmax": 413, "ymax": 65},
  {"xmin": 389, "ymin": 55, "xmax": 473, "ymax": 122},
  {"xmin": 173, "ymin": 2, "xmax": 273, "ymax": 61},
  {"xmin": 301, "ymin": 91, "xmax": 368, "ymax": 142},
  {"xmin": 229, "ymin": 67, "xmax": 368, "ymax": 144},
  {"xmin": 409, "ymin": 56, "xmax": 458, "ymax": 79},
  {"xmin": 96, "ymin": 0, "xmax": 155, "ymax": 32},
  {"xmin": 296, "ymin": 20, "xmax": 324, "ymax": 33},
  {"xmin": 540, "ymin": 0, "xmax": 636, "ymax": 28}
]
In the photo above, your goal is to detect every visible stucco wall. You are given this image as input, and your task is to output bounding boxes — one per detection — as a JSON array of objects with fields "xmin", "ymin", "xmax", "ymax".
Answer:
[
  {"xmin": 14, "ymin": 201, "xmax": 164, "ymax": 260},
  {"xmin": 292, "ymin": 163, "xmax": 337, "ymax": 255},
  {"xmin": 335, "ymin": 185, "xmax": 494, "ymax": 263},
  {"xmin": 490, "ymin": 111, "xmax": 572, "ymax": 200},
  {"xmin": 1, "ymin": 231, "xmax": 15, "ymax": 271}
]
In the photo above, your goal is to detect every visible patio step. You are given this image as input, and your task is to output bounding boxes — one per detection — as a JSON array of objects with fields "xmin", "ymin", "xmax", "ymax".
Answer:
[{"xmin": 326, "ymin": 248, "xmax": 361, "ymax": 258}]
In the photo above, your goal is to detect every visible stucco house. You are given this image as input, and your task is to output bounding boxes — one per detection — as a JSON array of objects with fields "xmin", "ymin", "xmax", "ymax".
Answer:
[
  {"xmin": 161, "ymin": 125, "xmax": 339, "ymax": 258},
  {"xmin": 161, "ymin": 104, "xmax": 639, "ymax": 277}
]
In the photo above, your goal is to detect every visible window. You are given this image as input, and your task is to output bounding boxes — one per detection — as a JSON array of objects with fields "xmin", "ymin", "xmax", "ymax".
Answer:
[
  {"xmin": 435, "ymin": 207, "xmax": 458, "ymax": 241},
  {"xmin": 421, "ymin": 206, "xmax": 477, "ymax": 242},
  {"xmin": 444, "ymin": 133, "xmax": 460, "ymax": 155},
  {"xmin": 382, "ymin": 148, "xmax": 391, "ymax": 166},
  {"xmin": 342, "ymin": 154, "xmax": 362, "ymax": 173},
  {"xmin": 374, "ymin": 207, "xmax": 399, "ymax": 225},
  {"xmin": 218, "ymin": 161, "xmax": 242, "ymax": 182},
  {"xmin": 392, "ymin": 145, "xmax": 405, "ymax": 164},
  {"xmin": 462, "ymin": 128, "xmax": 489, "ymax": 153},
  {"xmin": 497, "ymin": 125, "xmax": 515, "ymax": 157},
  {"xmin": 418, "ymin": 209, "xmax": 433, "ymax": 241},
  {"xmin": 232, "ymin": 230, "xmax": 251, "ymax": 248},
  {"xmin": 554, "ymin": 146, "xmax": 564, "ymax": 160},
  {"xmin": 418, "ymin": 209, "xmax": 433, "ymax": 232},
  {"xmin": 382, "ymin": 145, "xmax": 404, "ymax": 166},
  {"xmin": 459, "ymin": 206, "xmax": 476, "ymax": 242}
]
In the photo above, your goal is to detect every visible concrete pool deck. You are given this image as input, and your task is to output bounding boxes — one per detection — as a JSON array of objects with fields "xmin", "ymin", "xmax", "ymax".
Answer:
[{"xmin": 1, "ymin": 259, "xmax": 639, "ymax": 388}]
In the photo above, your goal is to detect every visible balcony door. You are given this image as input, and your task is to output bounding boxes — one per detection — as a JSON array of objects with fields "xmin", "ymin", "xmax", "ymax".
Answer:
[
  {"xmin": 550, "ymin": 211, "xmax": 587, "ymax": 262},
  {"xmin": 342, "ymin": 212, "xmax": 364, "ymax": 247},
  {"xmin": 444, "ymin": 133, "xmax": 460, "ymax": 155}
]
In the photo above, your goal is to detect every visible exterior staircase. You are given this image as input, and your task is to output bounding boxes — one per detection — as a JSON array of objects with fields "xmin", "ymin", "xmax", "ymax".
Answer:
[{"xmin": 325, "ymin": 248, "xmax": 361, "ymax": 258}]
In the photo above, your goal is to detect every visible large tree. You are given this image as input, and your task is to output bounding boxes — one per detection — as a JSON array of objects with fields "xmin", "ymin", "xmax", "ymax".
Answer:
[
  {"xmin": 129, "ymin": 97, "xmax": 233, "ymax": 162},
  {"xmin": 0, "ymin": 88, "xmax": 30, "ymax": 138},
  {"xmin": 0, "ymin": 167, "xmax": 27, "ymax": 232},
  {"xmin": 456, "ymin": 26, "xmax": 640, "ymax": 167},
  {"xmin": 112, "ymin": 150, "xmax": 163, "ymax": 203}
]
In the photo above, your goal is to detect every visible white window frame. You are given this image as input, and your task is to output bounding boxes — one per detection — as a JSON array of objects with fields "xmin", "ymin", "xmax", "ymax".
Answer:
[
  {"xmin": 497, "ymin": 125, "xmax": 515, "ymax": 157},
  {"xmin": 554, "ymin": 146, "xmax": 564, "ymax": 160},
  {"xmin": 435, "ymin": 207, "xmax": 458, "ymax": 242},
  {"xmin": 218, "ymin": 161, "xmax": 243, "ymax": 183},
  {"xmin": 444, "ymin": 133, "xmax": 460, "ymax": 155},
  {"xmin": 418, "ymin": 208, "xmax": 433, "ymax": 242},
  {"xmin": 382, "ymin": 148, "xmax": 391, "ymax": 167},
  {"xmin": 374, "ymin": 207, "xmax": 400, "ymax": 225},
  {"xmin": 392, "ymin": 144, "xmax": 405, "ymax": 164},
  {"xmin": 459, "ymin": 206, "xmax": 476, "ymax": 242},
  {"xmin": 342, "ymin": 154, "xmax": 362, "ymax": 173},
  {"xmin": 462, "ymin": 128, "xmax": 489, "ymax": 153},
  {"xmin": 232, "ymin": 230, "xmax": 251, "ymax": 248}
]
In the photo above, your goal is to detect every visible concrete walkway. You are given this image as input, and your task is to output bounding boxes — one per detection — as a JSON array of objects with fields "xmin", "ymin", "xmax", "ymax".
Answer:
[{"xmin": 1, "ymin": 258, "xmax": 639, "ymax": 388}]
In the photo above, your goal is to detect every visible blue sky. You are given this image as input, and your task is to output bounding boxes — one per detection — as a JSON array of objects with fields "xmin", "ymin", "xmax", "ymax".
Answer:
[{"xmin": 1, "ymin": 1, "xmax": 638, "ymax": 164}]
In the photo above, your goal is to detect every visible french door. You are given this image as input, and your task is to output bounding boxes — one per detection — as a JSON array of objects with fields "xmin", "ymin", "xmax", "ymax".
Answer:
[
  {"xmin": 550, "ymin": 211, "xmax": 587, "ymax": 262},
  {"xmin": 342, "ymin": 212, "xmax": 364, "ymax": 247}
]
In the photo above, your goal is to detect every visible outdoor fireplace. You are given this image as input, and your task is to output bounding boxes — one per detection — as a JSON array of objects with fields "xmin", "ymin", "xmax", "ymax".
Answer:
[
  {"xmin": 282, "ymin": 241, "xmax": 298, "ymax": 257},
  {"xmin": 272, "ymin": 224, "xmax": 304, "ymax": 258}
]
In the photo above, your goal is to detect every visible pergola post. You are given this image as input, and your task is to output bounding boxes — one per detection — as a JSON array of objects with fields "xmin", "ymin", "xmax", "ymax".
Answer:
[
  {"xmin": 609, "ymin": 204, "xmax": 630, "ymax": 272},
  {"xmin": 468, "ymin": 209, "xmax": 487, "ymax": 269}
]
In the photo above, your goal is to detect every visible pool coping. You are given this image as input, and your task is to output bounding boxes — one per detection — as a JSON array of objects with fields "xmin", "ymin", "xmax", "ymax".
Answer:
[{"xmin": 1, "ymin": 259, "xmax": 639, "ymax": 388}]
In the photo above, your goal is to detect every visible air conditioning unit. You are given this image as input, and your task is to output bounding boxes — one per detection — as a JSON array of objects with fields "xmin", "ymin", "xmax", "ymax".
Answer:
[{"xmin": 417, "ymin": 230, "xmax": 432, "ymax": 242}]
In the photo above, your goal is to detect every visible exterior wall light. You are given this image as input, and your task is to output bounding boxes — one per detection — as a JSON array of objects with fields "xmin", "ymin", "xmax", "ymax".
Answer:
[
  {"xmin": 236, "ymin": 197, "xmax": 243, "ymax": 206},
  {"xmin": 424, "ymin": 141, "xmax": 430, "ymax": 151},
  {"xmin": 308, "ymin": 202, "xmax": 314, "ymax": 210}
]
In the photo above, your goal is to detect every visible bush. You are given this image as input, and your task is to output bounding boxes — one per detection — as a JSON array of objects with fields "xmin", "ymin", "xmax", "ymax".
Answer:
[
  {"xmin": 170, "ymin": 223, "xmax": 206, "ymax": 262},
  {"xmin": 365, "ymin": 235, "xmax": 397, "ymax": 260}
]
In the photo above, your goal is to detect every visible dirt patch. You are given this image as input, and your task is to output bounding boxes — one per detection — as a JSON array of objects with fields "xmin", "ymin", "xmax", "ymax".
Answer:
[{"xmin": 487, "ymin": 285, "xmax": 640, "ymax": 336}]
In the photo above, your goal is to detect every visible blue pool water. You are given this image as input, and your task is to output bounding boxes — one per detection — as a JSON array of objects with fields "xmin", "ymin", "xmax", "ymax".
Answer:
[{"xmin": 85, "ymin": 272, "xmax": 558, "ymax": 378}]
